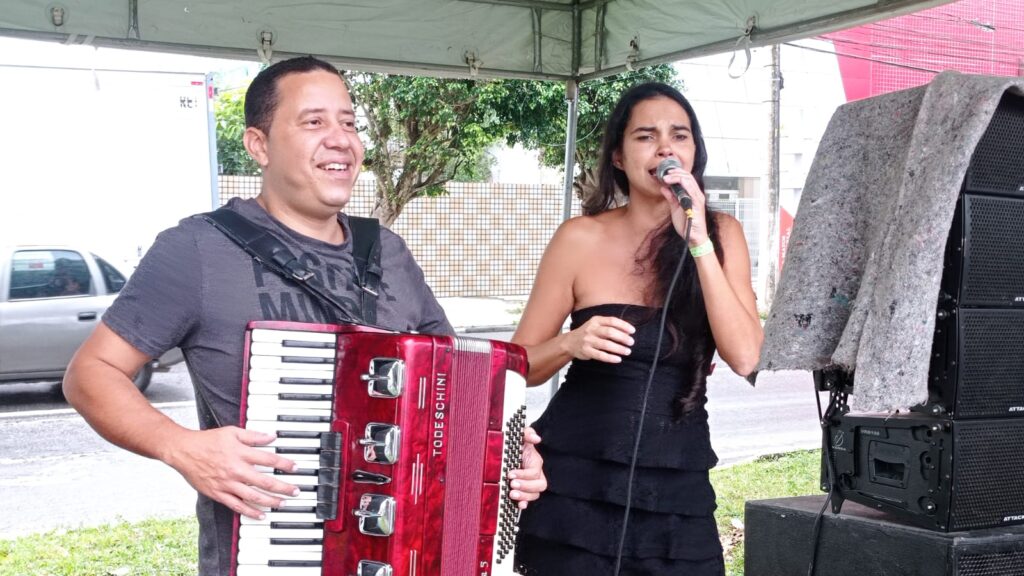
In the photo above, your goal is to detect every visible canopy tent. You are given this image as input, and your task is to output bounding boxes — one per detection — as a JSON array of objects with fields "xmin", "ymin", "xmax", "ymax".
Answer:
[
  {"xmin": 0, "ymin": 1, "xmax": 959, "ymax": 230},
  {"xmin": 1, "ymin": 1, "xmax": 957, "ymax": 82}
]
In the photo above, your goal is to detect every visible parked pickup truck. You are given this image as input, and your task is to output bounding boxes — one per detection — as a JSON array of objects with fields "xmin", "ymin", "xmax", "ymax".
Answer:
[{"xmin": 0, "ymin": 245, "xmax": 181, "ymax": 392}]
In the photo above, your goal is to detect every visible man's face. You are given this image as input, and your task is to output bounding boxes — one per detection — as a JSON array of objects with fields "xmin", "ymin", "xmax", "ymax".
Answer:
[{"xmin": 249, "ymin": 70, "xmax": 365, "ymax": 218}]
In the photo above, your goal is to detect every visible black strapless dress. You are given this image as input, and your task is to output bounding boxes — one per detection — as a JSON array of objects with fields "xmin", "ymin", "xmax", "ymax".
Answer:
[{"xmin": 516, "ymin": 303, "xmax": 724, "ymax": 576}]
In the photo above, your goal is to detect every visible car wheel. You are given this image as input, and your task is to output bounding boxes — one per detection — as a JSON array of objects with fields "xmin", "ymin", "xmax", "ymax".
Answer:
[{"xmin": 132, "ymin": 362, "xmax": 155, "ymax": 393}]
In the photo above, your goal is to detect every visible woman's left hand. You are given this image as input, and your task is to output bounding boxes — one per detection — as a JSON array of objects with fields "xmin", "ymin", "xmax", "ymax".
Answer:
[
  {"xmin": 659, "ymin": 168, "xmax": 708, "ymax": 247},
  {"xmin": 508, "ymin": 426, "xmax": 547, "ymax": 509}
]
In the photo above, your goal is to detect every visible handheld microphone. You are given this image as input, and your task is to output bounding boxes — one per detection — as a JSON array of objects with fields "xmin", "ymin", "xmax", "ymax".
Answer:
[{"xmin": 656, "ymin": 158, "xmax": 693, "ymax": 211}]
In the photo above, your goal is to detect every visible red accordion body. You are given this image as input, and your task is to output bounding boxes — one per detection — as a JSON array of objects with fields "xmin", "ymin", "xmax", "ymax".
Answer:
[{"xmin": 231, "ymin": 321, "xmax": 528, "ymax": 576}]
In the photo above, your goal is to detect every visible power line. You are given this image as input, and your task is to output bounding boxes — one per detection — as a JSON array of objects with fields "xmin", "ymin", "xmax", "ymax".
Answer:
[
  {"xmin": 825, "ymin": 34, "xmax": 1024, "ymax": 69},
  {"xmin": 786, "ymin": 41, "xmax": 942, "ymax": 74}
]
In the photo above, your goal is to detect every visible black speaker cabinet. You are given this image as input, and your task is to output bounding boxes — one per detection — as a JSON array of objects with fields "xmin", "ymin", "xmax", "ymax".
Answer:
[
  {"xmin": 964, "ymin": 92, "xmax": 1024, "ymax": 197},
  {"xmin": 746, "ymin": 496, "xmax": 1024, "ymax": 576},
  {"xmin": 921, "ymin": 91, "xmax": 1024, "ymax": 418},
  {"xmin": 824, "ymin": 412, "xmax": 1024, "ymax": 531},
  {"xmin": 926, "ymin": 194, "xmax": 1024, "ymax": 418}
]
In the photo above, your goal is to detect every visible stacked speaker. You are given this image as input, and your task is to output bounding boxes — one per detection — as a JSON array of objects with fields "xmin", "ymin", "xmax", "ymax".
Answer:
[{"xmin": 825, "ymin": 91, "xmax": 1024, "ymax": 532}]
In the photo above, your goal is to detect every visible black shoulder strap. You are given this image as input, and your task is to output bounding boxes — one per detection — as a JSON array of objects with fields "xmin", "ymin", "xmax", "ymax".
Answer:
[
  {"xmin": 199, "ymin": 207, "xmax": 362, "ymax": 325},
  {"xmin": 348, "ymin": 216, "xmax": 382, "ymax": 325}
]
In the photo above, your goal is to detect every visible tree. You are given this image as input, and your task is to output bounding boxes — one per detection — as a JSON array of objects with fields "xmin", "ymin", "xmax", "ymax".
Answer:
[
  {"xmin": 214, "ymin": 89, "xmax": 261, "ymax": 176},
  {"xmin": 347, "ymin": 73, "xmax": 509, "ymax": 226},
  {"xmin": 496, "ymin": 65, "xmax": 679, "ymax": 203}
]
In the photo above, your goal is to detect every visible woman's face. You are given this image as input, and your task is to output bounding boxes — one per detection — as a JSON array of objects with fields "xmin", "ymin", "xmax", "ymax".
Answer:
[{"xmin": 613, "ymin": 96, "xmax": 697, "ymax": 198}]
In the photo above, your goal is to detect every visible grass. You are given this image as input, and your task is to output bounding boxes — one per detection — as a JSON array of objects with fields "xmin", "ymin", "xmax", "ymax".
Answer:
[
  {"xmin": 713, "ymin": 449, "xmax": 822, "ymax": 575},
  {"xmin": 0, "ymin": 518, "xmax": 198, "ymax": 576},
  {"xmin": 0, "ymin": 450, "xmax": 820, "ymax": 575}
]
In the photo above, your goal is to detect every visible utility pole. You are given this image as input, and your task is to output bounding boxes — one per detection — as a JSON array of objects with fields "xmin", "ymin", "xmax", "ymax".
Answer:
[{"xmin": 765, "ymin": 44, "xmax": 783, "ymax": 309}]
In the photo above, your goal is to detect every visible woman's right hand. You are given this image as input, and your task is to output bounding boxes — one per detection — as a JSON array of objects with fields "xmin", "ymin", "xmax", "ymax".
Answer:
[{"xmin": 561, "ymin": 315, "xmax": 636, "ymax": 363}]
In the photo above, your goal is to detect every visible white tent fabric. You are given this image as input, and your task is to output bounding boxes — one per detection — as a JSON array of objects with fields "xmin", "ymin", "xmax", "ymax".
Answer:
[{"xmin": 1, "ymin": 0, "xmax": 955, "ymax": 81}]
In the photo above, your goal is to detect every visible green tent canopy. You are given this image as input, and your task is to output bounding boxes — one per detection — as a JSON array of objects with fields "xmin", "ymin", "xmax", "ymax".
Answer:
[{"xmin": 1, "ymin": 0, "xmax": 955, "ymax": 81}]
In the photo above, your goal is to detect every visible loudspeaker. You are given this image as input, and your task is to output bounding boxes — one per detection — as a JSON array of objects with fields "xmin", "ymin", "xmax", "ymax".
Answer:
[
  {"xmin": 745, "ymin": 496, "xmax": 1024, "ymax": 576},
  {"xmin": 964, "ymin": 92, "xmax": 1024, "ymax": 197},
  {"xmin": 825, "ymin": 412, "xmax": 1024, "ymax": 531},
  {"xmin": 926, "ymin": 194, "xmax": 1024, "ymax": 418},
  {"xmin": 921, "ymin": 91, "xmax": 1024, "ymax": 418}
]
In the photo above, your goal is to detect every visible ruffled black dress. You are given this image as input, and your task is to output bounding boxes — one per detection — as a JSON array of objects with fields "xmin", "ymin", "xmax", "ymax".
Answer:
[{"xmin": 516, "ymin": 303, "xmax": 723, "ymax": 576}]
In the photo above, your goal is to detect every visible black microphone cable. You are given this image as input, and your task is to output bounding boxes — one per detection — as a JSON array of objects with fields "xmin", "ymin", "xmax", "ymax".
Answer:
[
  {"xmin": 806, "ymin": 378, "xmax": 848, "ymax": 576},
  {"xmin": 612, "ymin": 209, "xmax": 694, "ymax": 576}
]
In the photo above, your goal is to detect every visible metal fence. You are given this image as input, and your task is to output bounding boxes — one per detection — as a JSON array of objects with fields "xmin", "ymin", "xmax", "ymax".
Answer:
[
  {"xmin": 219, "ymin": 177, "xmax": 761, "ymax": 298},
  {"xmin": 219, "ymin": 175, "xmax": 575, "ymax": 297}
]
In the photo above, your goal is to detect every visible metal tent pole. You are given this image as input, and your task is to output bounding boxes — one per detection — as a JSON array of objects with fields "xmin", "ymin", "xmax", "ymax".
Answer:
[{"xmin": 549, "ymin": 78, "xmax": 580, "ymax": 399}]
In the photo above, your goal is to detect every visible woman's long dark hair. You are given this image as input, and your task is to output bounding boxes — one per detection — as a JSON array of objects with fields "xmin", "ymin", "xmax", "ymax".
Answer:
[{"xmin": 589, "ymin": 82, "xmax": 722, "ymax": 416}]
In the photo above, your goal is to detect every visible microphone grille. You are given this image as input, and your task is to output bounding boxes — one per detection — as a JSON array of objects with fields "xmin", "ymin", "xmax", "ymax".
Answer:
[{"xmin": 656, "ymin": 158, "xmax": 682, "ymax": 180}]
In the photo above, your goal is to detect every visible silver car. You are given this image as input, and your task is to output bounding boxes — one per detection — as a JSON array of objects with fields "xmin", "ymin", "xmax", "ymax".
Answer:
[{"xmin": 0, "ymin": 245, "xmax": 181, "ymax": 392}]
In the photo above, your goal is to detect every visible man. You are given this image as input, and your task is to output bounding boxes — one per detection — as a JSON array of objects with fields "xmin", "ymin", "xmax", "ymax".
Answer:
[{"xmin": 64, "ymin": 56, "xmax": 546, "ymax": 575}]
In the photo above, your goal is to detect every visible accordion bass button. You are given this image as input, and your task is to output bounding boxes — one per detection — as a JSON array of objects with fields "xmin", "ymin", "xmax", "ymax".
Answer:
[
  {"xmin": 361, "ymin": 358, "xmax": 405, "ymax": 398},
  {"xmin": 352, "ymin": 494, "xmax": 396, "ymax": 537},
  {"xmin": 355, "ymin": 560, "xmax": 393, "ymax": 576},
  {"xmin": 359, "ymin": 423, "xmax": 401, "ymax": 464}
]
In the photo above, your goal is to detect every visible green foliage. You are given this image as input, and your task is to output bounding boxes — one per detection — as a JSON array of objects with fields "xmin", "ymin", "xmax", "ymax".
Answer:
[
  {"xmin": 214, "ymin": 89, "xmax": 261, "ymax": 176},
  {"xmin": 347, "ymin": 73, "xmax": 511, "ymax": 221},
  {"xmin": 348, "ymin": 66, "xmax": 678, "ymax": 223},
  {"xmin": 497, "ymin": 65, "xmax": 680, "ymax": 175}
]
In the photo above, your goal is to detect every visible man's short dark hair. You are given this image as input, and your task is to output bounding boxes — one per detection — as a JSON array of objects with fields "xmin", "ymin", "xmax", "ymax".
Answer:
[{"xmin": 244, "ymin": 56, "xmax": 341, "ymax": 135}]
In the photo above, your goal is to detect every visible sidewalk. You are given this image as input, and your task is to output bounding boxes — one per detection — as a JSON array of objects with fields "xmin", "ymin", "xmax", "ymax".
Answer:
[{"xmin": 437, "ymin": 296, "xmax": 527, "ymax": 333}]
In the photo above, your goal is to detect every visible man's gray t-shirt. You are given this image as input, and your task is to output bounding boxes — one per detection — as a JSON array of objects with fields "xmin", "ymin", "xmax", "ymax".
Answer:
[{"xmin": 103, "ymin": 197, "xmax": 452, "ymax": 575}]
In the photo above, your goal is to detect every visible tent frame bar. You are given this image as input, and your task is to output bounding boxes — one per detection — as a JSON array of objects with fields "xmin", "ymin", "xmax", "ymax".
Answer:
[{"xmin": 457, "ymin": 0, "xmax": 613, "ymax": 11}]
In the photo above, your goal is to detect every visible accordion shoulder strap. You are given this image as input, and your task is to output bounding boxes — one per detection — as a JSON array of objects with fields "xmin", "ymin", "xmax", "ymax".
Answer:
[
  {"xmin": 348, "ymin": 215, "xmax": 382, "ymax": 325},
  {"xmin": 199, "ymin": 207, "xmax": 378, "ymax": 325}
]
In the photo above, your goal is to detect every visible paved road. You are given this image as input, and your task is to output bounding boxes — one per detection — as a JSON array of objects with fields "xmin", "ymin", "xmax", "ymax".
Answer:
[{"xmin": 0, "ymin": 336, "xmax": 823, "ymax": 540}]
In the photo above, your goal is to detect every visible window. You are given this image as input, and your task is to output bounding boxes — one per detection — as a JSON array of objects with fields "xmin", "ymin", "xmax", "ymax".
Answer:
[
  {"xmin": 93, "ymin": 255, "xmax": 126, "ymax": 294},
  {"xmin": 8, "ymin": 249, "xmax": 91, "ymax": 300}
]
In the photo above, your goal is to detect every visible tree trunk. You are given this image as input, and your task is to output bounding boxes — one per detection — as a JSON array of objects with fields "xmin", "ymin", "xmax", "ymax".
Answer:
[
  {"xmin": 369, "ymin": 174, "xmax": 401, "ymax": 228},
  {"xmin": 370, "ymin": 202, "xmax": 401, "ymax": 228},
  {"xmin": 573, "ymin": 165, "xmax": 599, "ymax": 206}
]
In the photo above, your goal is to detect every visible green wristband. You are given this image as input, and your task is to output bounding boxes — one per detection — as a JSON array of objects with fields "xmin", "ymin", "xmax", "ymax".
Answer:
[{"xmin": 689, "ymin": 239, "xmax": 714, "ymax": 258}]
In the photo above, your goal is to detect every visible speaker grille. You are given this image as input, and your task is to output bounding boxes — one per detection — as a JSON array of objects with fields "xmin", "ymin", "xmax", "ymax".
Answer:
[
  {"xmin": 962, "ymin": 195, "xmax": 1024, "ymax": 306},
  {"xmin": 958, "ymin": 310, "xmax": 1024, "ymax": 418},
  {"xmin": 950, "ymin": 419, "xmax": 1024, "ymax": 531},
  {"xmin": 965, "ymin": 93, "xmax": 1024, "ymax": 197},
  {"xmin": 956, "ymin": 550, "xmax": 1024, "ymax": 576}
]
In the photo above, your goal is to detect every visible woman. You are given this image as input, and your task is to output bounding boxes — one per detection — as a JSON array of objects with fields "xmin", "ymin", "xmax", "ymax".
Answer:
[{"xmin": 513, "ymin": 82, "xmax": 763, "ymax": 575}]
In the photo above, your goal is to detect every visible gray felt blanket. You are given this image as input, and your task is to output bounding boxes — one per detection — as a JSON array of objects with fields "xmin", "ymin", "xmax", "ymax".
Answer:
[{"xmin": 756, "ymin": 71, "xmax": 1024, "ymax": 412}]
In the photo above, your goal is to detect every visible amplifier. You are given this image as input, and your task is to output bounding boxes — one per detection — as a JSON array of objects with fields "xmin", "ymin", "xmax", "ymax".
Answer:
[{"xmin": 824, "ymin": 412, "xmax": 1024, "ymax": 532}]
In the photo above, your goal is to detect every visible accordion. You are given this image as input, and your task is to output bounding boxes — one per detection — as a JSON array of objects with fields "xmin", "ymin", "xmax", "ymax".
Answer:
[{"xmin": 231, "ymin": 321, "xmax": 528, "ymax": 576}]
